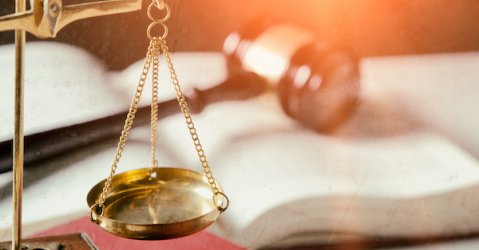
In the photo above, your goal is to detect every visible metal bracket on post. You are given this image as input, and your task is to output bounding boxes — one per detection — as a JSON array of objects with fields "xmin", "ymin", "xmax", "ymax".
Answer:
[
  {"xmin": 0, "ymin": 0, "xmax": 142, "ymax": 249},
  {"xmin": 0, "ymin": 0, "xmax": 142, "ymax": 38}
]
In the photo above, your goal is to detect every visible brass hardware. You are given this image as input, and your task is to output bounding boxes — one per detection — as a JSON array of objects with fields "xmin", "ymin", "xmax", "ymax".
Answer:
[
  {"xmin": 87, "ymin": 0, "xmax": 228, "ymax": 239},
  {"xmin": 87, "ymin": 168, "xmax": 224, "ymax": 239},
  {"xmin": 1, "ymin": 0, "xmax": 144, "ymax": 248},
  {"xmin": 2, "ymin": 0, "xmax": 227, "ymax": 243},
  {"xmin": 12, "ymin": 0, "xmax": 26, "ymax": 248},
  {"xmin": 0, "ymin": 0, "xmax": 142, "ymax": 38}
]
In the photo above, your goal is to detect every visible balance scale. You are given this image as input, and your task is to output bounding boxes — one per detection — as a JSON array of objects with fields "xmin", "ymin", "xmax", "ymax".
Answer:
[{"xmin": 0, "ymin": 0, "xmax": 229, "ymax": 249}]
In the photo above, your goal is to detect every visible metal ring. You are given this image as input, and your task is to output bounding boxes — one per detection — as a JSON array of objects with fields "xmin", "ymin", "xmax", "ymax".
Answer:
[
  {"xmin": 147, "ymin": 20, "xmax": 168, "ymax": 40},
  {"xmin": 152, "ymin": 0, "xmax": 166, "ymax": 10},
  {"xmin": 147, "ymin": 2, "xmax": 170, "ymax": 22},
  {"xmin": 213, "ymin": 192, "xmax": 229, "ymax": 212},
  {"xmin": 89, "ymin": 203, "xmax": 105, "ymax": 222}
]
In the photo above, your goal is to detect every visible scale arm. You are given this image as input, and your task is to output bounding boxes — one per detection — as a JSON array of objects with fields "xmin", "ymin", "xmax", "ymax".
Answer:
[
  {"xmin": 0, "ymin": 0, "xmax": 142, "ymax": 38},
  {"xmin": 58, "ymin": 0, "xmax": 142, "ymax": 34},
  {"xmin": 0, "ymin": 11, "xmax": 36, "ymax": 35}
]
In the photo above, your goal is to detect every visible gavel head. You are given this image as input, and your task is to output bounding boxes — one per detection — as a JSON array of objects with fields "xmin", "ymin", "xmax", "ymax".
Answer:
[
  {"xmin": 278, "ymin": 42, "xmax": 360, "ymax": 133},
  {"xmin": 223, "ymin": 23, "xmax": 360, "ymax": 133}
]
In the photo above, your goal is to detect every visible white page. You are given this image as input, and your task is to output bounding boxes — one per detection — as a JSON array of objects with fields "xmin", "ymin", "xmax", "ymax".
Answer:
[{"xmin": 1, "ymin": 42, "xmax": 479, "ymax": 249}]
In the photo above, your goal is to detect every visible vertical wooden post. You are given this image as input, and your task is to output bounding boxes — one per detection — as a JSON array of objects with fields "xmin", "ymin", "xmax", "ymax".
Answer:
[{"xmin": 12, "ymin": 0, "xmax": 26, "ymax": 248}]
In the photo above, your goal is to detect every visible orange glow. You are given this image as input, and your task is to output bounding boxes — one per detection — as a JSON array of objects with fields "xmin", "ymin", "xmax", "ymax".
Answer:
[
  {"xmin": 243, "ymin": 44, "xmax": 288, "ymax": 83},
  {"xmin": 242, "ymin": 24, "xmax": 313, "ymax": 83}
]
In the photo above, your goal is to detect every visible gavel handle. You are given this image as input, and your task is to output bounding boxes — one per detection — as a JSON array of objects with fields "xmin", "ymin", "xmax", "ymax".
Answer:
[{"xmin": 0, "ymin": 72, "xmax": 267, "ymax": 174}]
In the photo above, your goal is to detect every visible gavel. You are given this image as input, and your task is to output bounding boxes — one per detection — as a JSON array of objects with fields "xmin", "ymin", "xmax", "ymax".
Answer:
[{"xmin": 0, "ymin": 23, "xmax": 359, "ymax": 174}]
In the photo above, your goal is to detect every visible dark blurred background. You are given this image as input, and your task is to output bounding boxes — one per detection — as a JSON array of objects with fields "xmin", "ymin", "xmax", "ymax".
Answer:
[{"xmin": 1, "ymin": 0, "xmax": 479, "ymax": 70}]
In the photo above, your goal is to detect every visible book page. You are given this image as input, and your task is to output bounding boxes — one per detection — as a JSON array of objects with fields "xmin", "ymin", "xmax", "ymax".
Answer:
[{"xmin": 1, "ymin": 42, "xmax": 479, "ymax": 249}]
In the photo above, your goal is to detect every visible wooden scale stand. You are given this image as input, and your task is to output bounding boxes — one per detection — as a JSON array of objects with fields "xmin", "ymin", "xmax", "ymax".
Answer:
[{"xmin": 0, "ymin": 0, "xmax": 228, "ymax": 249}]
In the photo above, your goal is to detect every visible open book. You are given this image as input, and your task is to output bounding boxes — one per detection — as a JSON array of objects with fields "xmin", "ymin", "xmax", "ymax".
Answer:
[{"xmin": 1, "ymin": 42, "xmax": 479, "ymax": 249}]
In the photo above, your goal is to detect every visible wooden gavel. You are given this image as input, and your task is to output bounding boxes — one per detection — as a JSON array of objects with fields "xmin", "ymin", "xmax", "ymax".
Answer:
[{"xmin": 0, "ymin": 25, "xmax": 360, "ymax": 174}]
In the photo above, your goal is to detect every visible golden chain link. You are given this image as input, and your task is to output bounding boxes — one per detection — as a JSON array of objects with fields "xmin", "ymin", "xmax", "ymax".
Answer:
[
  {"xmin": 96, "ymin": 39, "xmax": 161, "ymax": 208},
  {"xmin": 158, "ymin": 39, "xmax": 220, "ymax": 195},
  {"xmin": 147, "ymin": 0, "xmax": 170, "ymax": 40},
  {"xmin": 150, "ymin": 51, "xmax": 160, "ymax": 171}
]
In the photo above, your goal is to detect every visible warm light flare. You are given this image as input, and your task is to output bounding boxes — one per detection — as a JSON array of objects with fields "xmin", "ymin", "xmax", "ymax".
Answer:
[
  {"xmin": 243, "ymin": 45, "xmax": 288, "ymax": 83},
  {"xmin": 241, "ymin": 24, "xmax": 314, "ymax": 83}
]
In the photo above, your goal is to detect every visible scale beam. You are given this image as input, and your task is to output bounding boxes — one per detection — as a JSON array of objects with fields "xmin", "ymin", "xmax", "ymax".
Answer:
[{"xmin": 0, "ymin": 0, "xmax": 142, "ymax": 38}]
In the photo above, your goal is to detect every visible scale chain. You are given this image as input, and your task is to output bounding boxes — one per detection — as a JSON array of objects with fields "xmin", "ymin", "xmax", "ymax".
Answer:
[
  {"xmin": 159, "ymin": 38, "xmax": 220, "ymax": 195},
  {"xmin": 91, "ymin": 0, "xmax": 228, "ymax": 216},
  {"xmin": 150, "ymin": 49, "xmax": 160, "ymax": 170},
  {"xmin": 94, "ymin": 39, "xmax": 161, "ymax": 211}
]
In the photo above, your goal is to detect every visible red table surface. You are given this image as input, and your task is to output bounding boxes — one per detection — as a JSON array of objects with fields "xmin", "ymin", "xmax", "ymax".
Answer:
[{"xmin": 33, "ymin": 216, "xmax": 244, "ymax": 250}]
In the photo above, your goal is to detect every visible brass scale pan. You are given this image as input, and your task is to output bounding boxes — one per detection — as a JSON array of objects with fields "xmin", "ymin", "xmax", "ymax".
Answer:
[
  {"xmin": 87, "ymin": 167, "xmax": 226, "ymax": 239},
  {"xmin": 86, "ymin": 0, "xmax": 228, "ymax": 240}
]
